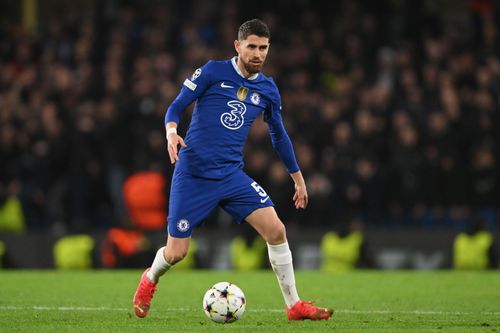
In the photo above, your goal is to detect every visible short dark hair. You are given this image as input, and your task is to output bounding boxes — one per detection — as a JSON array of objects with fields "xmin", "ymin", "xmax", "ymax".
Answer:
[{"xmin": 238, "ymin": 19, "xmax": 270, "ymax": 41}]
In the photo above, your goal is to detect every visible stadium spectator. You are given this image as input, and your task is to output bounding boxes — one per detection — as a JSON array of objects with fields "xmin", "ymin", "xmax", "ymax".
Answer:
[
  {"xmin": 453, "ymin": 216, "xmax": 498, "ymax": 269},
  {"xmin": 230, "ymin": 225, "xmax": 267, "ymax": 270},
  {"xmin": 320, "ymin": 216, "xmax": 373, "ymax": 271},
  {"xmin": 0, "ymin": 0, "xmax": 499, "ymax": 231}
]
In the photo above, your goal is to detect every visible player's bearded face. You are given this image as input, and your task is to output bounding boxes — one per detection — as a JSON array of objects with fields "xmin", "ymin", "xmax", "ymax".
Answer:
[{"xmin": 235, "ymin": 35, "xmax": 269, "ymax": 74}]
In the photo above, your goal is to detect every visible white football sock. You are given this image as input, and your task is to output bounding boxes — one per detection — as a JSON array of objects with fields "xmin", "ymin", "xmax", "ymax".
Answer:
[
  {"xmin": 147, "ymin": 247, "xmax": 171, "ymax": 283},
  {"xmin": 267, "ymin": 242, "xmax": 300, "ymax": 307}
]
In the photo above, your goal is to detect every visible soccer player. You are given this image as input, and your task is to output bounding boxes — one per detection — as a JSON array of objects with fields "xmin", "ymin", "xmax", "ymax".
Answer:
[{"xmin": 133, "ymin": 19, "xmax": 333, "ymax": 321}]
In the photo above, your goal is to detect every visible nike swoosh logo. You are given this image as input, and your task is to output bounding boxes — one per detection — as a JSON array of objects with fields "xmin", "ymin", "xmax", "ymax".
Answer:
[
  {"xmin": 260, "ymin": 196, "xmax": 270, "ymax": 203},
  {"xmin": 221, "ymin": 82, "xmax": 234, "ymax": 88}
]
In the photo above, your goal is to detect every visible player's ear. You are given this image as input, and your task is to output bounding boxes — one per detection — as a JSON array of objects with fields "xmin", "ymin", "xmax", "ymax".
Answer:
[{"xmin": 234, "ymin": 39, "xmax": 240, "ymax": 54}]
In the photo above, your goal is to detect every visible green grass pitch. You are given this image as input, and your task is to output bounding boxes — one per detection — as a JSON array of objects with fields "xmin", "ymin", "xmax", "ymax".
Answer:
[{"xmin": 0, "ymin": 270, "xmax": 498, "ymax": 332}]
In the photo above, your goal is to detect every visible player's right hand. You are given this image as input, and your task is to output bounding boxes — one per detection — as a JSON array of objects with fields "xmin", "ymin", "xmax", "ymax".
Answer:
[{"xmin": 167, "ymin": 133, "xmax": 187, "ymax": 164}]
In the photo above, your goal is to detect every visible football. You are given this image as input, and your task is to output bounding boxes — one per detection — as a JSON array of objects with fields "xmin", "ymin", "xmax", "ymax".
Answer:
[{"xmin": 202, "ymin": 282, "xmax": 246, "ymax": 323}]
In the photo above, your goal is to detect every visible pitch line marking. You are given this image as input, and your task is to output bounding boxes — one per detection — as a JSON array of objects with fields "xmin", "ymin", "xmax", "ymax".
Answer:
[{"xmin": 0, "ymin": 305, "xmax": 499, "ymax": 316}]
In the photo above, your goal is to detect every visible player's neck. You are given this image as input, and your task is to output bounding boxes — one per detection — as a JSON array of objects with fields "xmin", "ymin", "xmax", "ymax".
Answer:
[{"xmin": 236, "ymin": 57, "xmax": 252, "ymax": 78}]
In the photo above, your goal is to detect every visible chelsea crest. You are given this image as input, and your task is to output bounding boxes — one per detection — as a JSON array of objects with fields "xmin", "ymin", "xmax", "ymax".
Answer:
[{"xmin": 250, "ymin": 92, "xmax": 260, "ymax": 105}]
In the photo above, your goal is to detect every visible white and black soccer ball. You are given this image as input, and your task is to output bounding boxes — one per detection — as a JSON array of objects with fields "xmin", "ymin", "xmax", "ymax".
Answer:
[{"xmin": 202, "ymin": 282, "xmax": 246, "ymax": 323}]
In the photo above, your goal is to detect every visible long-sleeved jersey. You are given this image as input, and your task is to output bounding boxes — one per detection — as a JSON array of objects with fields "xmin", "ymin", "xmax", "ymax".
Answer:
[{"xmin": 165, "ymin": 56, "xmax": 299, "ymax": 179}]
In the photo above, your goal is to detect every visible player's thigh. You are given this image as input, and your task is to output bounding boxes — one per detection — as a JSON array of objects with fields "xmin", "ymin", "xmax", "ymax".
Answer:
[
  {"xmin": 220, "ymin": 171, "xmax": 274, "ymax": 224},
  {"xmin": 245, "ymin": 206, "xmax": 286, "ymax": 245},
  {"xmin": 168, "ymin": 171, "xmax": 219, "ymax": 238}
]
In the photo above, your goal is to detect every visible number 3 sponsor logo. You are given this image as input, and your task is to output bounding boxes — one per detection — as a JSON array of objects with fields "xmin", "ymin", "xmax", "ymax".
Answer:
[{"xmin": 220, "ymin": 100, "xmax": 246, "ymax": 130}]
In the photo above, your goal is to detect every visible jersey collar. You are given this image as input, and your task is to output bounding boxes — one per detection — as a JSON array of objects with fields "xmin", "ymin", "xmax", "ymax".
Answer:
[{"xmin": 231, "ymin": 56, "xmax": 259, "ymax": 80}]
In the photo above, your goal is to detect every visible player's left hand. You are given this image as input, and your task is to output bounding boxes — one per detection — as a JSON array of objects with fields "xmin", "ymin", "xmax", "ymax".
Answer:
[
  {"xmin": 167, "ymin": 133, "xmax": 187, "ymax": 164},
  {"xmin": 293, "ymin": 183, "xmax": 308, "ymax": 209}
]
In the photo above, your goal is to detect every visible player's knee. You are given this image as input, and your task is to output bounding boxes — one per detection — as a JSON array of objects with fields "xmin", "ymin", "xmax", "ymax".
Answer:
[
  {"xmin": 165, "ymin": 251, "xmax": 187, "ymax": 265},
  {"xmin": 164, "ymin": 247, "xmax": 188, "ymax": 265},
  {"xmin": 266, "ymin": 221, "xmax": 286, "ymax": 245}
]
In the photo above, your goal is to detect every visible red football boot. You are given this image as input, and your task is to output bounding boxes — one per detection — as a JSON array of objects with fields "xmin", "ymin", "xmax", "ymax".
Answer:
[
  {"xmin": 133, "ymin": 268, "xmax": 157, "ymax": 318},
  {"xmin": 286, "ymin": 300, "xmax": 334, "ymax": 320}
]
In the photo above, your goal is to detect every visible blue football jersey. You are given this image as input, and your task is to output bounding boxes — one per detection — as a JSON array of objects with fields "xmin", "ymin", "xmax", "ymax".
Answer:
[{"xmin": 166, "ymin": 56, "xmax": 298, "ymax": 179}]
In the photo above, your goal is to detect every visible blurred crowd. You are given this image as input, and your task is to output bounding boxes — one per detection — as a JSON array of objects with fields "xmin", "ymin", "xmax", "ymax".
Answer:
[{"xmin": 1, "ymin": 0, "xmax": 499, "ymax": 232}]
